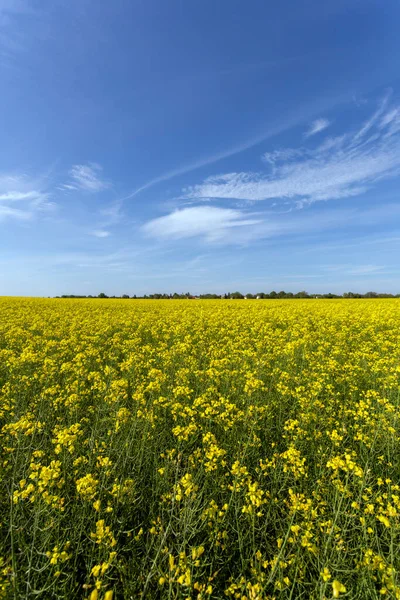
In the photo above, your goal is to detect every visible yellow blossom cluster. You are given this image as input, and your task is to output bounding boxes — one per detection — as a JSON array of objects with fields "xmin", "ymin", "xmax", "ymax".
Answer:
[{"xmin": 1, "ymin": 297, "xmax": 400, "ymax": 598}]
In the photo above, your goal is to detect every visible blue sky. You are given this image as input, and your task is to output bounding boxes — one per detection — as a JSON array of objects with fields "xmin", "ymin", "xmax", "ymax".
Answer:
[{"xmin": 1, "ymin": 0, "xmax": 400, "ymax": 296}]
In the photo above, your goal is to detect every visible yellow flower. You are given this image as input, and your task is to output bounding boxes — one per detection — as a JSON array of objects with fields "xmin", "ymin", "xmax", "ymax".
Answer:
[
  {"xmin": 320, "ymin": 567, "xmax": 331, "ymax": 582},
  {"xmin": 332, "ymin": 580, "xmax": 346, "ymax": 597},
  {"xmin": 76, "ymin": 473, "xmax": 98, "ymax": 501}
]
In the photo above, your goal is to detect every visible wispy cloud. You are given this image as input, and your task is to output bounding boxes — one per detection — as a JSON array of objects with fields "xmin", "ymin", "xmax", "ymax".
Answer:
[
  {"xmin": 0, "ymin": 190, "xmax": 40, "ymax": 201},
  {"xmin": 0, "ymin": 173, "xmax": 52, "ymax": 220},
  {"xmin": 352, "ymin": 90, "xmax": 391, "ymax": 142},
  {"xmin": 143, "ymin": 201, "xmax": 400, "ymax": 247},
  {"xmin": 347, "ymin": 264, "xmax": 385, "ymax": 275},
  {"xmin": 0, "ymin": 204, "xmax": 31, "ymax": 221},
  {"xmin": 0, "ymin": 174, "xmax": 47, "ymax": 203},
  {"xmin": 184, "ymin": 95, "xmax": 400, "ymax": 206},
  {"xmin": 61, "ymin": 163, "xmax": 110, "ymax": 193},
  {"xmin": 120, "ymin": 93, "xmax": 350, "ymax": 201},
  {"xmin": 90, "ymin": 229, "xmax": 110, "ymax": 238},
  {"xmin": 86, "ymin": 201, "xmax": 123, "ymax": 239},
  {"xmin": 119, "ymin": 126, "xmax": 295, "ymax": 201},
  {"xmin": 262, "ymin": 148, "xmax": 305, "ymax": 165},
  {"xmin": 305, "ymin": 118, "xmax": 330, "ymax": 137},
  {"xmin": 99, "ymin": 200, "xmax": 123, "ymax": 225},
  {"xmin": 322, "ymin": 264, "xmax": 387, "ymax": 276},
  {"xmin": 0, "ymin": 0, "xmax": 39, "ymax": 67},
  {"xmin": 143, "ymin": 206, "xmax": 262, "ymax": 243}
]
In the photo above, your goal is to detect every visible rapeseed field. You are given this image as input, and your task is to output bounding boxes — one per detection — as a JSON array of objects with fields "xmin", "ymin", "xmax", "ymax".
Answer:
[{"xmin": 1, "ymin": 298, "xmax": 400, "ymax": 599}]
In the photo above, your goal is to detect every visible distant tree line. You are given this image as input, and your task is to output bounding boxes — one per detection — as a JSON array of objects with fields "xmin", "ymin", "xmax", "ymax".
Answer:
[{"xmin": 56, "ymin": 291, "xmax": 400, "ymax": 299}]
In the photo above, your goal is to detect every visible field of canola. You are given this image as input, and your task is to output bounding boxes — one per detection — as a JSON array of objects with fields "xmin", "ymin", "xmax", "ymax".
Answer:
[{"xmin": 1, "ymin": 297, "xmax": 400, "ymax": 600}]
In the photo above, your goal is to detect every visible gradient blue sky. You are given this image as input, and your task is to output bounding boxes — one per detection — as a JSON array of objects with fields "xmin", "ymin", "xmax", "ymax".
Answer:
[{"xmin": 1, "ymin": 0, "xmax": 400, "ymax": 296}]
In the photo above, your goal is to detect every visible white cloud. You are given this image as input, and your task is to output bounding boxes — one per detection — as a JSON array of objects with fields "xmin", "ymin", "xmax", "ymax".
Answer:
[
  {"xmin": 347, "ymin": 265, "xmax": 385, "ymax": 275},
  {"xmin": 184, "ymin": 96, "xmax": 400, "ymax": 206},
  {"xmin": 142, "ymin": 206, "xmax": 262, "ymax": 243},
  {"xmin": 0, "ymin": 173, "xmax": 52, "ymax": 220},
  {"xmin": 99, "ymin": 200, "xmax": 123, "ymax": 225},
  {"xmin": 119, "ymin": 93, "xmax": 349, "ymax": 201},
  {"xmin": 62, "ymin": 163, "xmax": 109, "ymax": 193},
  {"xmin": 91, "ymin": 229, "xmax": 110, "ymax": 238},
  {"xmin": 321, "ymin": 263, "xmax": 387, "ymax": 276},
  {"xmin": 262, "ymin": 148, "xmax": 306, "ymax": 165},
  {"xmin": 0, "ymin": 190, "xmax": 40, "ymax": 201},
  {"xmin": 0, "ymin": 174, "xmax": 47, "ymax": 203},
  {"xmin": 141, "ymin": 204, "xmax": 362, "ymax": 245},
  {"xmin": 0, "ymin": 204, "xmax": 31, "ymax": 221},
  {"xmin": 0, "ymin": 1, "xmax": 41, "ymax": 68},
  {"xmin": 86, "ymin": 201, "xmax": 122, "ymax": 239},
  {"xmin": 305, "ymin": 118, "xmax": 330, "ymax": 137},
  {"xmin": 315, "ymin": 135, "xmax": 346, "ymax": 152},
  {"xmin": 352, "ymin": 91, "xmax": 390, "ymax": 141}
]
